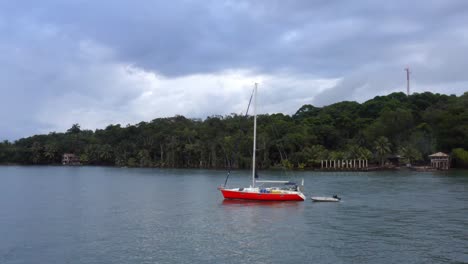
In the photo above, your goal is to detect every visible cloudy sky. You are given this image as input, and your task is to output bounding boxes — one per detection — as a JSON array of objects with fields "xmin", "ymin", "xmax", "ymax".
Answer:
[{"xmin": 1, "ymin": 0, "xmax": 467, "ymax": 140}]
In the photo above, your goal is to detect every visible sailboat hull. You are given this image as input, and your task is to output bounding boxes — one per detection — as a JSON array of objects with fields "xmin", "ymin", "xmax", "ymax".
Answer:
[{"xmin": 220, "ymin": 188, "xmax": 305, "ymax": 201}]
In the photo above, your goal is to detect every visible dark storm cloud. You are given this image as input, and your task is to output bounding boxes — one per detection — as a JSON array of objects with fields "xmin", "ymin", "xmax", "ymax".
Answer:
[
  {"xmin": 3, "ymin": 0, "xmax": 467, "ymax": 76},
  {"xmin": 0, "ymin": 0, "xmax": 467, "ymax": 139}
]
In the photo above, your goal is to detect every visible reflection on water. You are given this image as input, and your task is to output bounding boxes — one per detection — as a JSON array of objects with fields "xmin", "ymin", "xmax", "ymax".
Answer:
[
  {"xmin": 221, "ymin": 199, "xmax": 303, "ymax": 208},
  {"xmin": 0, "ymin": 166, "xmax": 467, "ymax": 264}
]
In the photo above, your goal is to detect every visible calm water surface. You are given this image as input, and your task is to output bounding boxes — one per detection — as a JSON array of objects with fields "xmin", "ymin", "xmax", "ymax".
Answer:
[{"xmin": 0, "ymin": 166, "xmax": 467, "ymax": 264}]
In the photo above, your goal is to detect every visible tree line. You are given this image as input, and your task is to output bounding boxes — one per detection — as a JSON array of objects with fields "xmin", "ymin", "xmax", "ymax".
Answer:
[{"xmin": 1, "ymin": 91, "xmax": 467, "ymax": 168}]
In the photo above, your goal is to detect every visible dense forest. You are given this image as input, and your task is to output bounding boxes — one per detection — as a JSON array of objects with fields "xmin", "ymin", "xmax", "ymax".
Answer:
[{"xmin": 1, "ymin": 92, "xmax": 467, "ymax": 168}]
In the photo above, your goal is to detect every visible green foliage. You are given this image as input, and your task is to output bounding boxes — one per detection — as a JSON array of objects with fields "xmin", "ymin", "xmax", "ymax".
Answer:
[
  {"xmin": 0, "ymin": 92, "xmax": 467, "ymax": 168},
  {"xmin": 281, "ymin": 159, "xmax": 294, "ymax": 170},
  {"xmin": 298, "ymin": 163, "xmax": 306, "ymax": 170},
  {"xmin": 345, "ymin": 145, "xmax": 373, "ymax": 160},
  {"xmin": 127, "ymin": 157, "xmax": 137, "ymax": 167},
  {"xmin": 137, "ymin": 149, "xmax": 152, "ymax": 167},
  {"xmin": 31, "ymin": 142, "xmax": 43, "ymax": 164},
  {"xmin": 452, "ymin": 148, "xmax": 468, "ymax": 168},
  {"xmin": 67, "ymin": 124, "xmax": 81, "ymax": 134},
  {"xmin": 399, "ymin": 146, "xmax": 423, "ymax": 165},
  {"xmin": 80, "ymin": 153, "xmax": 89, "ymax": 165},
  {"xmin": 358, "ymin": 148, "xmax": 373, "ymax": 160},
  {"xmin": 302, "ymin": 145, "xmax": 328, "ymax": 167},
  {"xmin": 44, "ymin": 143, "xmax": 59, "ymax": 163},
  {"xmin": 374, "ymin": 136, "xmax": 391, "ymax": 166}
]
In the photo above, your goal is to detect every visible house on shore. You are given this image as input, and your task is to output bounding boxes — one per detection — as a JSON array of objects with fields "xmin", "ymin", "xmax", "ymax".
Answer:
[
  {"xmin": 429, "ymin": 152, "xmax": 450, "ymax": 170},
  {"xmin": 62, "ymin": 153, "xmax": 81, "ymax": 165}
]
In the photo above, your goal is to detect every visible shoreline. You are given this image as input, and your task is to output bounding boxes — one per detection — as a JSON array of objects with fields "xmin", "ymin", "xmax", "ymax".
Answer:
[{"xmin": 0, "ymin": 163, "xmax": 463, "ymax": 171}]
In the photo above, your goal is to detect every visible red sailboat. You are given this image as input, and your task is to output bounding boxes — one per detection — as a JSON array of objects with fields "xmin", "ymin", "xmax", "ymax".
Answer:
[{"xmin": 219, "ymin": 83, "xmax": 306, "ymax": 201}]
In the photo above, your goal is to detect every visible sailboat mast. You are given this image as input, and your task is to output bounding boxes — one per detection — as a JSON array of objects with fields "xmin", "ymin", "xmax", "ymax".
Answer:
[{"xmin": 252, "ymin": 83, "xmax": 257, "ymax": 188}]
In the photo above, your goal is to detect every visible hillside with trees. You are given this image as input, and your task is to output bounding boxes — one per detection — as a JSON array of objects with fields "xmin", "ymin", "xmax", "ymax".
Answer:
[{"xmin": 1, "ymin": 91, "xmax": 467, "ymax": 168}]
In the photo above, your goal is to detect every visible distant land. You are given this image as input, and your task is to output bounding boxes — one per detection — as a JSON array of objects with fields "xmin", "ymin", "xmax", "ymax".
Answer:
[{"xmin": 1, "ymin": 92, "xmax": 467, "ymax": 169}]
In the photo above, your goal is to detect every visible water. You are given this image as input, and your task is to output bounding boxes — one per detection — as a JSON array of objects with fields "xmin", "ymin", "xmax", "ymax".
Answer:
[{"xmin": 0, "ymin": 166, "xmax": 467, "ymax": 264}]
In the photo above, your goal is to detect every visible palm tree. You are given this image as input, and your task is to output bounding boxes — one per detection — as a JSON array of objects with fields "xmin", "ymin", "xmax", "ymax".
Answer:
[
  {"xmin": 79, "ymin": 153, "xmax": 89, "ymax": 165},
  {"xmin": 44, "ymin": 144, "xmax": 58, "ymax": 163},
  {"xmin": 374, "ymin": 136, "xmax": 391, "ymax": 166},
  {"xmin": 99, "ymin": 144, "xmax": 113, "ymax": 163},
  {"xmin": 345, "ymin": 144, "xmax": 361, "ymax": 159},
  {"xmin": 329, "ymin": 151, "xmax": 344, "ymax": 160},
  {"xmin": 31, "ymin": 142, "xmax": 43, "ymax": 164},
  {"xmin": 303, "ymin": 145, "xmax": 328, "ymax": 167},
  {"xmin": 137, "ymin": 149, "xmax": 152, "ymax": 167},
  {"xmin": 84, "ymin": 145, "xmax": 98, "ymax": 164},
  {"xmin": 67, "ymin": 123, "xmax": 81, "ymax": 134},
  {"xmin": 358, "ymin": 147, "xmax": 373, "ymax": 160},
  {"xmin": 399, "ymin": 146, "xmax": 422, "ymax": 166}
]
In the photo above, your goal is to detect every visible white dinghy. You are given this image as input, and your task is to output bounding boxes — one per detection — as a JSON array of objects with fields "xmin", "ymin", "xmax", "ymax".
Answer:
[{"xmin": 311, "ymin": 195, "xmax": 341, "ymax": 202}]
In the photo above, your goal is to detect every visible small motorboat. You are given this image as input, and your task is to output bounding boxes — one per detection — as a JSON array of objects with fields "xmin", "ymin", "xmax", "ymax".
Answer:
[{"xmin": 311, "ymin": 195, "xmax": 341, "ymax": 202}]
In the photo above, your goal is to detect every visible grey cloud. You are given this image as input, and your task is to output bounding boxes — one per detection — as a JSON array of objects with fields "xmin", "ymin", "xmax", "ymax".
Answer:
[
  {"xmin": 4, "ymin": 0, "xmax": 468, "ymax": 77},
  {"xmin": 0, "ymin": 0, "xmax": 467, "ymax": 139}
]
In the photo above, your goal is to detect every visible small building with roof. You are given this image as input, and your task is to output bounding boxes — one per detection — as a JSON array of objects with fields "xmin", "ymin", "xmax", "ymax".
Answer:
[
  {"xmin": 429, "ymin": 152, "xmax": 450, "ymax": 170},
  {"xmin": 62, "ymin": 153, "xmax": 81, "ymax": 165}
]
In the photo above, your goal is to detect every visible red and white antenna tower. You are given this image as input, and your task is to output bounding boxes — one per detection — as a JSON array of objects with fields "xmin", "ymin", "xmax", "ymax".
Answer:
[{"xmin": 404, "ymin": 67, "xmax": 410, "ymax": 96}]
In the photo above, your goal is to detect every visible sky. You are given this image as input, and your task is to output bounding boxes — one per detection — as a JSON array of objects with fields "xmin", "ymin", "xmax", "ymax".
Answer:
[{"xmin": 1, "ymin": 0, "xmax": 467, "ymax": 140}]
